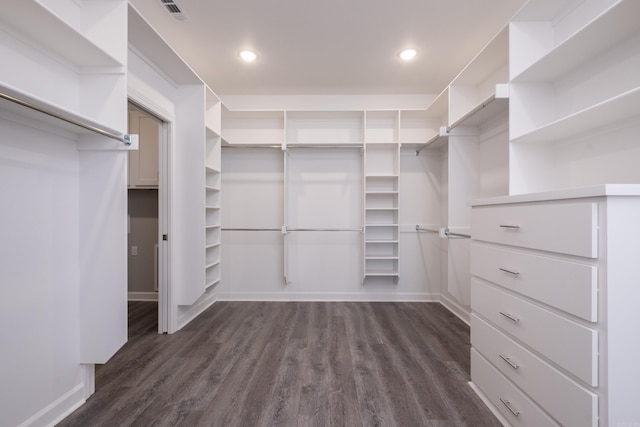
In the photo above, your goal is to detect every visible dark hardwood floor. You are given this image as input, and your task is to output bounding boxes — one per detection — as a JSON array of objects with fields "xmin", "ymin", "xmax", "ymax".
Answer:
[{"xmin": 58, "ymin": 301, "xmax": 500, "ymax": 427}]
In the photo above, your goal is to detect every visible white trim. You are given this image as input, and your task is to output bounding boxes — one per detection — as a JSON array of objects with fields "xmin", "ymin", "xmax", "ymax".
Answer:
[
  {"xmin": 439, "ymin": 294, "xmax": 471, "ymax": 326},
  {"xmin": 17, "ymin": 383, "xmax": 87, "ymax": 427},
  {"xmin": 176, "ymin": 290, "xmax": 217, "ymax": 331},
  {"xmin": 81, "ymin": 364, "xmax": 95, "ymax": 400},
  {"xmin": 128, "ymin": 291, "xmax": 159, "ymax": 302},
  {"xmin": 215, "ymin": 292, "xmax": 439, "ymax": 302}
]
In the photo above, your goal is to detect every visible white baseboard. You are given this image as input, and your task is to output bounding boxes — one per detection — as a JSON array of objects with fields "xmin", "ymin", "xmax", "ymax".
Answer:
[
  {"xmin": 215, "ymin": 291, "xmax": 439, "ymax": 302},
  {"xmin": 128, "ymin": 291, "xmax": 158, "ymax": 302},
  {"xmin": 439, "ymin": 294, "xmax": 471, "ymax": 326},
  {"xmin": 18, "ymin": 379, "xmax": 91, "ymax": 427}
]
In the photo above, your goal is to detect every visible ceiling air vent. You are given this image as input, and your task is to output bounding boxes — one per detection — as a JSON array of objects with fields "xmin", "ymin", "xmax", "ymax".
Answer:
[{"xmin": 161, "ymin": 0, "xmax": 188, "ymax": 21}]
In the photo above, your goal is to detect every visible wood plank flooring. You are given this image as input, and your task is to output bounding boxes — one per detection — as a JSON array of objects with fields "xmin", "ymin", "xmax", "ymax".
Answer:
[{"xmin": 58, "ymin": 302, "xmax": 500, "ymax": 427}]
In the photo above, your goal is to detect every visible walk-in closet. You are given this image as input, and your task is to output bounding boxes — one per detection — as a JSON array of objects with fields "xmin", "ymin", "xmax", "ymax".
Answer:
[{"xmin": 2, "ymin": 0, "xmax": 640, "ymax": 425}]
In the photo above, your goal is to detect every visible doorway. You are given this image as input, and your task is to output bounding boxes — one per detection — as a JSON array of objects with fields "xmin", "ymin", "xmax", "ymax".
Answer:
[{"xmin": 127, "ymin": 102, "xmax": 169, "ymax": 333}]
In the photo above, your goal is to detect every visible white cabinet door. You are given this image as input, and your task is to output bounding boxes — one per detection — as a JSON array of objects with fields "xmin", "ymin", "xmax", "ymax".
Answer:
[{"xmin": 128, "ymin": 110, "xmax": 160, "ymax": 188}]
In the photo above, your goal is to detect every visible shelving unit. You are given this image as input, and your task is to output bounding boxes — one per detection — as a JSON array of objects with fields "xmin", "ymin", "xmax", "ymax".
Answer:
[
  {"xmin": 205, "ymin": 90, "xmax": 222, "ymax": 289},
  {"xmin": 509, "ymin": 0, "xmax": 640, "ymax": 194},
  {"xmin": 364, "ymin": 111, "xmax": 400, "ymax": 281},
  {"xmin": 0, "ymin": 1, "xmax": 132, "ymax": 425},
  {"xmin": 0, "ymin": 0, "xmax": 127, "ymax": 133}
]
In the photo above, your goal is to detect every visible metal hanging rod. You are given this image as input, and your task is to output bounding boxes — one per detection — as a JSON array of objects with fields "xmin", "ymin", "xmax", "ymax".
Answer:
[
  {"xmin": 448, "ymin": 93, "xmax": 497, "ymax": 130},
  {"xmin": 415, "ymin": 225, "xmax": 440, "ymax": 234},
  {"xmin": 287, "ymin": 227, "xmax": 363, "ymax": 232},
  {"xmin": 222, "ymin": 145, "xmax": 282, "ymax": 149},
  {"xmin": 222, "ymin": 227, "xmax": 282, "ymax": 231},
  {"xmin": 444, "ymin": 228, "xmax": 471, "ymax": 239},
  {"xmin": 0, "ymin": 90, "xmax": 129, "ymax": 144},
  {"xmin": 286, "ymin": 144, "xmax": 363, "ymax": 149}
]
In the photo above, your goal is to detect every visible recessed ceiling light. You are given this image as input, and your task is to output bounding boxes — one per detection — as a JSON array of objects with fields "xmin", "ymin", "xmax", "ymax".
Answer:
[
  {"xmin": 399, "ymin": 49, "xmax": 417, "ymax": 61},
  {"xmin": 239, "ymin": 50, "xmax": 257, "ymax": 62}
]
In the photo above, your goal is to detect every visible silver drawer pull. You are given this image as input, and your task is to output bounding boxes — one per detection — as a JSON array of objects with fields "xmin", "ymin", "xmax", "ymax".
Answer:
[
  {"xmin": 499, "ymin": 354, "xmax": 520, "ymax": 369},
  {"xmin": 499, "ymin": 224, "xmax": 520, "ymax": 230},
  {"xmin": 500, "ymin": 398, "xmax": 521, "ymax": 417},
  {"xmin": 499, "ymin": 311, "xmax": 520, "ymax": 323},
  {"xmin": 499, "ymin": 267, "xmax": 520, "ymax": 276}
]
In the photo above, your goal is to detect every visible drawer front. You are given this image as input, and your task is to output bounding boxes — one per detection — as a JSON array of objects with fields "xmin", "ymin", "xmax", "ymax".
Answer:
[
  {"xmin": 471, "ymin": 202, "xmax": 598, "ymax": 258},
  {"xmin": 472, "ymin": 315, "xmax": 598, "ymax": 427},
  {"xmin": 471, "ymin": 349, "xmax": 559, "ymax": 427},
  {"xmin": 471, "ymin": 278, "xmax": 598, "ymax": 386},
  {"xmin": 471, "ymin": 243, "xmax": 598, "ymax": 321}
]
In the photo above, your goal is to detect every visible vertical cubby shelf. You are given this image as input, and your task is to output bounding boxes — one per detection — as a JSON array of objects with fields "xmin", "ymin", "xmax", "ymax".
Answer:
[
  {"xmin": 509, "ymin": 0, "xmax": 640, "ymax": 194},
  {"xmin": 364, "ymin": 111, "xmax": 400, "ymax": 280},
  {"xmin": 205, "ymin": 91, "xmax": 222, "ymax": 289}
]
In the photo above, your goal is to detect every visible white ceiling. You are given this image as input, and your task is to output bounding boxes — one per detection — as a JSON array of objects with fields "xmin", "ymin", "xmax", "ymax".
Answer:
[{"xmin": 130, "ymin": 0, "xmax": 526, "ymax": 96}]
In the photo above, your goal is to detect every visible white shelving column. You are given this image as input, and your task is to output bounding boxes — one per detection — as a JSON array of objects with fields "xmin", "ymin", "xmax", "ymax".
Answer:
[
  {"xmin": 205, "ymin": 90, "xmax": 222, "ymax": 290},
  {"xmin": 363, "ymin": 111, "xmax": 401, "ymax": 282}
]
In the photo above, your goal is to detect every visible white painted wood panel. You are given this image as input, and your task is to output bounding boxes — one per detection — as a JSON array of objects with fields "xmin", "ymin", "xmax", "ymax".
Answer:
[
  {"xmin": 472, "ymin": 278, "xmax": 598, "ymax": 386},
  {"xmin": 471, "ymin": 242, "xmax": 597, "ymax": 321},
  {"xmin": 471, "ymin": 202, "xmax": 598, "ymax": 257},
  {"xmin": 471, "ymin": 349, "xmax": 559, "ymax": 426},
  {"xmin": 472, "ymin": 315, "xmax": 598, "ymax": 427}
]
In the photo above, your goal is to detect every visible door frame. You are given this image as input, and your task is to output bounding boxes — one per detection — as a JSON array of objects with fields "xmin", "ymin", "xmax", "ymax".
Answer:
[{"xmin": 127, "ymin": 97, "xmax": 172, "ymax": 334}]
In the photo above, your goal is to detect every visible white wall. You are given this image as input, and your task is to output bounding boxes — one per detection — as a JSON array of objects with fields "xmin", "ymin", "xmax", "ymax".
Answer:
[{"xmin": 218, "ymin": 144, "xmax": 443, "ymax": 301}]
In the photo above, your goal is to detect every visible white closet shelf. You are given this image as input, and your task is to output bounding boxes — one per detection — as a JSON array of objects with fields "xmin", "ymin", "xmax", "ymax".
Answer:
[
  {"xmin": 365, "ymin": 142, "xmax": 400, "ymax": 147},
  {"xmin": 365, "ymin": 190, "xmax": 399, "ymax": 195},
  {"xmin": 512, "ymin": 86, "xmax": 640, "ymax": 144},
  {"xmin": 285, "ymin": 142, "xmax": 364, "ymax": 147},
  {"xmin": 205, "ymin": 225, "xmax": 221, "ymax": 230},
  {"xmin": 205, "ymin": 279, "xmax": 220, "ymax": 289},
  {"xmin": 415, "ymin": 132, "xmax": 449, "ymax": 153},
  {"xmin": 364, "ymin": 271, "xmax": 399, "ymax": 277},
  {"xmin": 365, "ymin": 256, "xmax": 399, "ymax": 260},
  {"xmin": 206, "ymin": 126, "xmax": 221, "ymax": 137},
  {"xmin": 1, "ymin": 2, "xmax": 123, "ymax": 69},
  {"xmin": 366, "ymin": 174, "xmax": 399, "ymax": 178},
  {"xmin": 205, "ymin": 206, "xmax": 220, "ymax": 210},
  {"xmin": 365, "ymin": 207, "xmax": 399, "ymax": 211},
  {"xmin": 205, "ymin": 243, "xmax": 221, "ymax": 249},
  {"xmin": 221, "ymin": 142, "xmax": 283, "ymax": 148},
  {"xmin": 449, "ymin": 90, "xmax": 509, "ymax": 129},
  {"xmin": 205, "ymin": 186, "xmax": 221, "ymax": 191},
  {"xmin": 205, "ymin": 166, "xmax": 221, "ymax": 173},
  {"xmin": 205, "ymin": 261, "xmax": 221, "ymax": 269},
  {"xmin": 366, "ymin": 240, "xmax": 399, "ymax": 244},
  {"xmin": 512, "ymin": 1, "xmax": 640, "ymax": 83},
  {"xmin": 365, "ymin": 224, "xmax": 399, "ymax": 227}
]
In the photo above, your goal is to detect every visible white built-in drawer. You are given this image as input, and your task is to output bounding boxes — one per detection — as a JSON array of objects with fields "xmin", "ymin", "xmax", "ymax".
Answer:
[
  {"xmin": 472, "ymin": 315, "xmax": 598, "ymax": 427},
  {"xmin": 471, "ymin": 278, "xmax": 598, "ymax": 386},
  {"xmin": 471, "ymin": 349, "xmax": 559, "ymax": 426},
  {"xmin": 471, "ymin": 202, "xmax": 598, "ymax": 258},
  {"xmin": 471, "ymin": 243, "xmax": 598, "ymax": 321}
]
